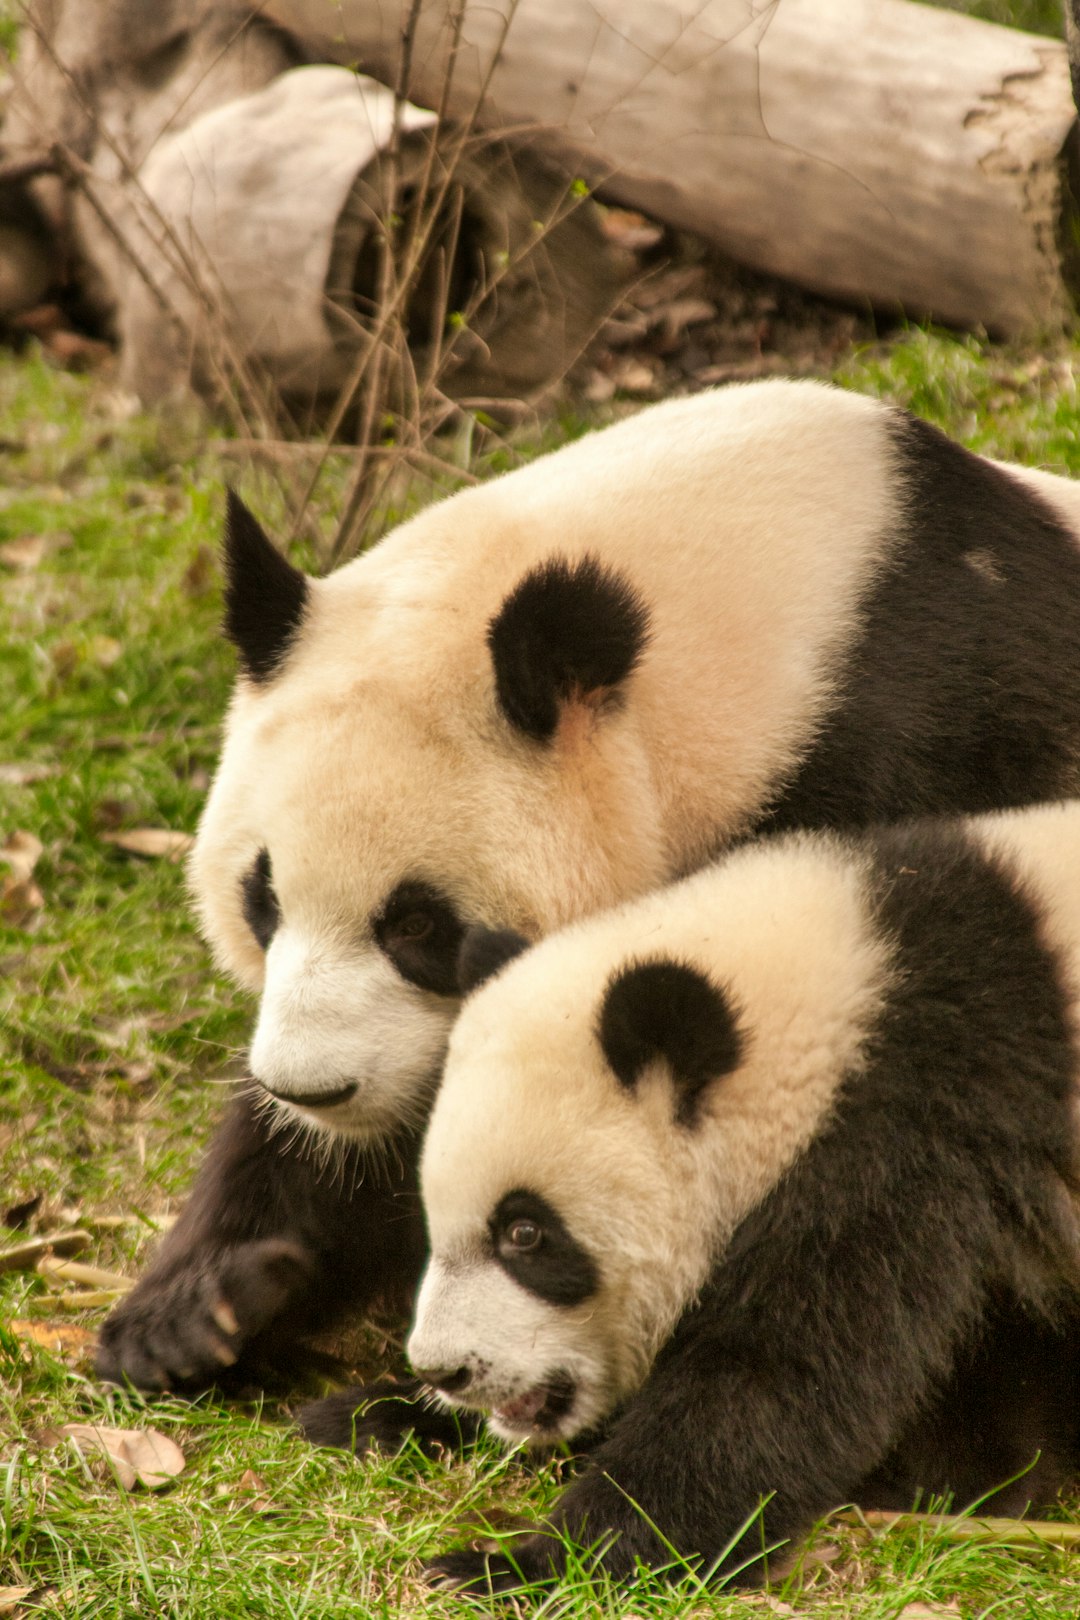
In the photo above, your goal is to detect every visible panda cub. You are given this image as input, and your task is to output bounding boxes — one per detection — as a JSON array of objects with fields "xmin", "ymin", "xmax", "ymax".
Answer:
[
  {"xmin": 409, "ymin": 801, "xmax": 1080, "ymax": 1592},
  {"xmin": 99, "ymin": 377, "xmax": 1080, "ymax": 1404}
]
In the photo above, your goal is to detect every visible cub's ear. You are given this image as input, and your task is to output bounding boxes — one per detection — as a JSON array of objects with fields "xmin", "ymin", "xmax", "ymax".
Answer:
[
  {"xmin": 223, "ymin": 489, "xmax": 310, "ymax": 682},
  {"xmin": 457, "ymin": 926, "xmax": 531, "ymax": 994},
  {"xmin": 598, "ymin": 958, "xmax": 743, "ymax": 1127},
  {"xmin": 487, "ymin": 556, "xmax": 650, "ymax": 742}
]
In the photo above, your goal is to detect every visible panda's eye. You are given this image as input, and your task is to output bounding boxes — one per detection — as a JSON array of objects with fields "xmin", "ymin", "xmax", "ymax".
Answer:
[
  {"xmin": 388, "ymin": 911, "xmax": 434, "ymax": 944},
  {"xmin": 504, "ymin": 1219, "xmax": 542, "ymax": 1252},
  {"xmin": 373, "ymin": 880, "xmax": 464, "ymax": 996},
  {"xmin": 240, "ymin": 848, "xmax": 280, "ymax": 951}
]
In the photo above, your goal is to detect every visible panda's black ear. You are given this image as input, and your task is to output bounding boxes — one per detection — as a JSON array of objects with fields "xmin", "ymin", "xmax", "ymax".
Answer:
[
  {"xmin": 457, "ymin": 926, "xmax": 531, "ymax": 994},
  {"xmin": 487, "ymin": 556, "xmax": 650, "ymax": 742},
  {"xmin": 598, "ymin": 958, "xmax": 743, "ymax": 1127},
  {"xmin": 223, "ymin": 489, "xmax": 310, "ymax": 682}
]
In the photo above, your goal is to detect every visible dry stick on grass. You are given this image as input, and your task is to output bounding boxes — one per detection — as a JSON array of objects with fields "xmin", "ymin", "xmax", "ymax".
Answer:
[{"xmin": 838, "ymin": 1508, "xmax": 1080, "ymax": 1550}]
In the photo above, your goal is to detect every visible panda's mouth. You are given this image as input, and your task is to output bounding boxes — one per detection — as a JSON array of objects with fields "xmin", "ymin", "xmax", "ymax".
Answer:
[
  {"xmin": 491, "ymin": 1372, "xmax": 577, "ymax": 1435},
  {"xmin": 259, "ymin": 1081, "xmax": 359, "ymax": 1109}
]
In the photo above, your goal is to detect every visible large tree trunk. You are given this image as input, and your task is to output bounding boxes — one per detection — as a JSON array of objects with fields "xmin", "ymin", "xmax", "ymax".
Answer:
[{"xmin": 268, "ymin": 0, "xmax": 1078, "ymax": 337}]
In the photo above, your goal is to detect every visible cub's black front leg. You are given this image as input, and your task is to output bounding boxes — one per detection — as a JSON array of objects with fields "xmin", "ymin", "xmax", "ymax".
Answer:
[
  {"xmin": 297, "ymin": 1377, "xmax": 484, "ymax": 1457},
  {"xmin": 96, "ymin": 1086, "xmax": 426, "ymax": 1391}
]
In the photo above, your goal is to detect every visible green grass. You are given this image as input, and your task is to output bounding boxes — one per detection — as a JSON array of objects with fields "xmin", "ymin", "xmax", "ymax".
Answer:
[{"xmin": 7, "ymin": 322, "xmax": 1080, "ymax": 1613}]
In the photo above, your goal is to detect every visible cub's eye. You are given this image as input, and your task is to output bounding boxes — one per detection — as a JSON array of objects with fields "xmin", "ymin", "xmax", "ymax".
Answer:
[
  {"xmin": 390, "ymin": 911, "xmax": 434, "ymax": 943},
  {"xmin": 504, "ymin": 1219, "xmax": 542, "ymax": 1253}
]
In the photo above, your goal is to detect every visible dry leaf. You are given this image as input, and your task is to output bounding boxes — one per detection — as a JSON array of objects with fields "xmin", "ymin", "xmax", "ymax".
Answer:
[
  {"xmin": 1, "ymin": 831, "xmax": 43, "ymax": 884},
  {"xmin": 236, "ymin": 1468, "xmax": 276, "ymax": 1514},
  {"xmin": 897, "ymin": 1606, "xmax": 961, "ymax": 1619},
  {"xmin": 57, "ymin": 1424, "xmax": 185, "ymax": 1490},
  {"xmin": 0, "ymin": 876, "xmax": 44, "ymax": 928},
  {"xmin": 10, "ymin": 1319, "xmax": 97, "ymax": 1358},
  {"xmin": 0, "ymin": 1589, "xmax": 33, "ymax": 1615},
  {"xmin": 101, "ymin": 828, "xmax": 194, "ymax": 862},
  {"xmin": 182, "ymin": 545, "xmax": 215, "ymax": 598},
  {"xmin": 88, "ymin": 636, "xmax": 123, "ymax": 670},
  {"xmin": 0, "ymin": 536, "xmax": 47, "ymax": 570},
  {"xmin": 0, "ymin": 763, "xmax": 59, "ymax": 786},
  {"xmin": 609, "ymin": 357, "xmax": 658, "ymax": 395},
  {"xmin": 50, "ymin": 641, "xmax": 79, "ymax": 679}
]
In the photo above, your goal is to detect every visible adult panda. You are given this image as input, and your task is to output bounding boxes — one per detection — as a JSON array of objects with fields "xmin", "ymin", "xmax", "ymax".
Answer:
[
  {"xmin": 408, "ymin": 799, "xmax": 1080, "ymax": 1593},
  {"xmin": 98, "ymin": 379, "xmax": 1080, "ymax": 1401}
]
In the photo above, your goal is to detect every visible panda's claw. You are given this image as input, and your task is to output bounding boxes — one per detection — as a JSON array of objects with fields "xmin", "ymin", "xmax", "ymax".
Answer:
[
  {"xmin": 422, "ymin": 1548, "xmax": 531, "ymax": 1597},
  {"xmin": 96, "ymin": 1237, "xmax": 314, "ymax": 1392}
]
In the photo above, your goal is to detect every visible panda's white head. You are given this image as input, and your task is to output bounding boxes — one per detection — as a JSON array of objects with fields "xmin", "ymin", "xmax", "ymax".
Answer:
[
  {"xmin": 407, "ymin": 837, "xmax": 890, "ymax": 1443},
  {"xmin": 190, "ymin": 495, "xmax": 661, "ymax": 1141}
]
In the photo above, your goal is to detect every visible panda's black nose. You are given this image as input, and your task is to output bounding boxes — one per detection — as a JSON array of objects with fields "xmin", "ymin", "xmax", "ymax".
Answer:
[{"xmin": 415, "ymin": 1364, "xmax": 472, "ymax": 1395}]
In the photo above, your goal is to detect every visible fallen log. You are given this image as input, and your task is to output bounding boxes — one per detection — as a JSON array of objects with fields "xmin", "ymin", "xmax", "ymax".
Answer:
[{"xmin": 268, "ymin": 0, "xmax": 1079, "ymax": 337}]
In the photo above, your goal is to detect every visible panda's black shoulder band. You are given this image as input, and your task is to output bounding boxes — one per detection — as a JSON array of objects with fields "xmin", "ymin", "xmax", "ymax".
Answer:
[{"xmin": 488, "ymin": 555, "xmax": 650, "ymax": 742}]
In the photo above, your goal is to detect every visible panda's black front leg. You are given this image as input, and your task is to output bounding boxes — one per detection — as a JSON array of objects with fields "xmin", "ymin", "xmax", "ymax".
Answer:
[
  {"xmin": 297, "ymin": 1378, "xmax": 485, "ymax": 1456},
  {"xmin": 96, "ymin": 1086, "xmax": 427, "ymax": 1391}
]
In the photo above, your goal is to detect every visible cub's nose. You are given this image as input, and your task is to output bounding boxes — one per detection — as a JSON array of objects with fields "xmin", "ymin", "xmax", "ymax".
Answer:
[{"xmin": 414, "ymin": 1364, "xmax": 472, "ymax": 1395}]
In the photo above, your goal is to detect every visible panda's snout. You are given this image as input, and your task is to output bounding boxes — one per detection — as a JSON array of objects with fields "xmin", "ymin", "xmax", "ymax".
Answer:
[
  {"xmin": 256, "ymin": 1079, "xmax": 358, "ymax": 1109},
  {"xmin": 413, "ymin": 1363, "xmax": 472, "ymax": 1396}
]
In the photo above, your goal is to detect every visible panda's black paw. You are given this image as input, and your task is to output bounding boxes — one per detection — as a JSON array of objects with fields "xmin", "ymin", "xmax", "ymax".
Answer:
[
  {"xmin": 297, "ymin": 1378, "xmax": 483, "ymax": 1457},
  {"xmin": 424, "ymin": 1548, "xmax": 536, "ymax": 1597},
  {"xmin": 95, "ymin": 1238, "xmax": 314, "ymax": 1392},
  {"xmin": 424, "ymin": 1534, "xmax": 561, "ymax": 1598}
]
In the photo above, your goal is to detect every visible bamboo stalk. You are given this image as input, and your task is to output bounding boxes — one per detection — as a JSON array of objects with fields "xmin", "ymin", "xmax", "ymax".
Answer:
[
  {"xmin": 37, "ymin": 1256, "xmax": 134, "ymax": 1292},
  {"xmin": 0, "ymin": 1232, "xmax": 90, "ymax": 1273},
  {"xmin": 839, "ymin": 1508, "xmax": 1080, "ymax": 1548}
]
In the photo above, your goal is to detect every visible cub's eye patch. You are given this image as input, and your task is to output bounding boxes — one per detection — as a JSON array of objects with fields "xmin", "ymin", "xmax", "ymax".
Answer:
[
  {"xmin": 490, "ymin": 1189, "xmax": 598, "ymax": 1307},
  {"xmin": 374, "ymin": 880, "xmax": 465, "ymax": 996},
  {"xmin": 241, "ymin": 848, "xmax": 280, "ymax": 950}
]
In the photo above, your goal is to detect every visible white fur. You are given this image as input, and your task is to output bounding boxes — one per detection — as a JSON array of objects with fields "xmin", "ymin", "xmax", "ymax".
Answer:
[
  {"xmin": 409, "ymin": 831, "xmax": 894, "ymax": 1441},
  {"xmin": 189, "ymin": 379, "xmax": 1080, "ymax": 1126},
  {"xmin": 248, "ymin": 928, "xmax": 452, "ymax": 1134},
  {"xmin": 408, "ymin": 802, "xmax": 1080, "ymax": 1445}
]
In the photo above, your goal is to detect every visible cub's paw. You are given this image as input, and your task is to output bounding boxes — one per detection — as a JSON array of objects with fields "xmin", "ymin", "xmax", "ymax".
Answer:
[
  {"xmin": 424, "ymin": 1545, "xmax": 552, "ymax": 1598},
  {"xmin": 297, "ymin": 1378, "xmax": 483, "ymax": 1457},
  {"xmin": 95, "ymin": 1238, "xmax": 314, "ymax": 1391}
]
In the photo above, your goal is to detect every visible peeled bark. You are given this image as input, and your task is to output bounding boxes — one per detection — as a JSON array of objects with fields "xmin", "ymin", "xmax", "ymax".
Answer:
[{"xmin": 267, "ymin": 0, "xmax": 1079, "ymax": 336}]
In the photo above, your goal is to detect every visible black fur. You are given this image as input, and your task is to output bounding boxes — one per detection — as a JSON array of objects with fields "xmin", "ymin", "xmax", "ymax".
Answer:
[
  {"xmin": 297, "ymin": 1377, "xmax": 485, "ymax": 1457},
  {"xmin": 96, "ymin": 1086, "xmax": 427, "ymax": 1391},
  {"xmin": 457, "ymin": 926, "xmax": 531, "ymax": 994},
  {"xmin": 488, "ymin": 556, "xmax": 651, "ymax": 742},
  {"xmin": 373, "ymin": 880, "xmax": 465, "ymax": 996},
  {"xmin": 223, "ymin": 491, "xmax": 309, "ymax": 683},
  {"xmin": 241, "ymin": 848, "xmax": 281, "ymax": 951},
  {"xmin": 490, "ymin": 1189, "xmax": 599, "ymax": 1307},
  {"xmin": 429, "ymin": 825, "xmax": 1080, "ymax": 1592},
  {"xmin": 598, "ymin": 959, "xmax": 743, "ymax": 1127},
  {"xmin": 764, "ymin": 416, "xmax": 1080, "ymax": 832}
]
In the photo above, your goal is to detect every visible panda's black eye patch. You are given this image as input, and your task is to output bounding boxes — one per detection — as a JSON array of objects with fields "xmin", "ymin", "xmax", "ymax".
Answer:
[
  {"xmin": 241, "ymin": 848, "xmax": 280, "ymax": 951},
  {"xmin": 374, "ymin": 880, "xmax": 465, "ymax": 996},
  {"xmin": 491, "ymin": 1189, "xmax": 598, "ymax": 1308}
]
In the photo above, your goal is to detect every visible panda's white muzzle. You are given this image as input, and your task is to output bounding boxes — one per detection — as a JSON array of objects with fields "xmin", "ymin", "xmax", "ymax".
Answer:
[{"xmin": 248, "ymin": 928, "xmax": 458, "ymax": 1138}]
